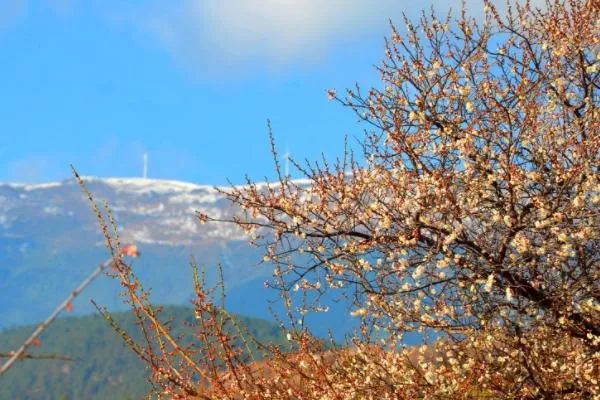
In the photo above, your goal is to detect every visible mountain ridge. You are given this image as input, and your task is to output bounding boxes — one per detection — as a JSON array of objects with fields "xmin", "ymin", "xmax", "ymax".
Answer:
[
  {"xmin": 0, "ymin": 175, "xmax": 353, "ymax": 339},
  {"xmin": 0, "ymin": 176, "xmax": 270, "ymax": 329}
]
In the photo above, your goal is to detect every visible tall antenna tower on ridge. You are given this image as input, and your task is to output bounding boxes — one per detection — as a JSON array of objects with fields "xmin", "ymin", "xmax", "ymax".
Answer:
[
  {"xmin": 283, "ymin": 148, "xmax": 290, "ymax": 178},
  {"xmin": 143, "ymin": 152, "xmax": 148, "ymax": 179}
]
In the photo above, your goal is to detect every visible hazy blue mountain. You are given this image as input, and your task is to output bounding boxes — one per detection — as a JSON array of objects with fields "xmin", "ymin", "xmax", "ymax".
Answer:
[
  {"xmin": 0, "ymin": 305, "xmax": 289, "ymax": 400},
  {"xmin": 0, "ymin": 177, "xmax": 278, "ymax": 327},
  {"xmin": 0, "ymin": 177, "xmax": 354, "ymax": 337}
]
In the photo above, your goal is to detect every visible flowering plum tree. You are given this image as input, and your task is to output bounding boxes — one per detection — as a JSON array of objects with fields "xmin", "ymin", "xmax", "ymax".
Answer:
[
  {"xmin": 215, "ymin": 0, "xmax": 599, "ymax": 397},
  {"xmin": 96, "ymin": 0, "xmax": 599, "ymax": 398}
]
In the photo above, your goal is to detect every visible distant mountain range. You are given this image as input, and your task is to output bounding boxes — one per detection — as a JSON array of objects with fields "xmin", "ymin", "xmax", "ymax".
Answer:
[
  {"xmin": 0, "ymin": 305, "xmax": 288, "ymax": 400},
  {"xmin": 0, "ymin": 177, "xmax": 352, "ymax": 336}
]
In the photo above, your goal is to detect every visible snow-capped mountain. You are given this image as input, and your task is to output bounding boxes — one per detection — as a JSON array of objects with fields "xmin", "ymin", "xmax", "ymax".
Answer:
[
  {"xmin": 0, "ymin": 176, "xmax": 354, "ymax": 338},
  {"xmin": 1, "ymin": 177, "xmax": 246, "ymax": 246},
  {"xmin": 0, "ymin": 177, "xmax": 270, "ymax": 328}
]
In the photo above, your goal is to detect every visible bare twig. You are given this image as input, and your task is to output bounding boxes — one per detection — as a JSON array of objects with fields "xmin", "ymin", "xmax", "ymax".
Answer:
[
  {"xmin": 0, "ymin": 352, "xmax": 76, "ymax": 362},
  {"xmin": 0, "ymin": 257, "xmax": 114, "ymax": 377}
]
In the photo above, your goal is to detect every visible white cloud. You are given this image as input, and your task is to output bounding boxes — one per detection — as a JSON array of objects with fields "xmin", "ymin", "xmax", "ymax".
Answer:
[
  {"xmin": 5, "ymin": 155, "xmax": 61, "ymax": 183},
  {"xmin": 139, "ymin": 0, "xmax": 532, "ymax": 73},
  {"xmin": 147, "ymin": 0, "xmax": 397, "ymax": 66},
  {"xmin": 0, "ymin": 0, "xmax": 78, "ymax": 29},
  {"xmin": 47, "ymin": 0, "xmax": 78, "ymax": 16},
  {"xmin": 0, "ymin": 0, "xmax": 26, "ymax": 29}
]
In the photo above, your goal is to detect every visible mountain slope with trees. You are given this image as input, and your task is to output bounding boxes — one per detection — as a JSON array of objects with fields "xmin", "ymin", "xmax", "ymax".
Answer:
[{"xmin": 0, "ymin": 306, "xmax": 287, "ymax": 400}]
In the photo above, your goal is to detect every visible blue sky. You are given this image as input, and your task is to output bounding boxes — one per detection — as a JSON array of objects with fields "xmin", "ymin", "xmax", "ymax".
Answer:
[{"xmin": 0, "ymin": 0, "xmax": 490, "ymax": 185}]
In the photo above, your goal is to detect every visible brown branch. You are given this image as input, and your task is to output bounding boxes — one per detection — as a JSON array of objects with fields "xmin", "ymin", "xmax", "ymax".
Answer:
[
  {"xmin": 0, "ymin": 257, "xmax": 114, "ymax": 376},
  {"xmin": 0, "ymin": 352, "xmax": 75, "ymax": 362}
]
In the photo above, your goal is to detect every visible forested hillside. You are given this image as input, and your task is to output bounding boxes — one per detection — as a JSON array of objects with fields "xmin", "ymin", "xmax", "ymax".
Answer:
[{"xmin": 0, "ymin": 306, "xmax": 287, "ymax": 399}]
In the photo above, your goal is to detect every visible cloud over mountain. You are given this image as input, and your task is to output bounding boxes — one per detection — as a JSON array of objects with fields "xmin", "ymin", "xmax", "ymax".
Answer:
[{"xmin": 140, "ymin": 0, "xmax": 513, "ymax": 71}]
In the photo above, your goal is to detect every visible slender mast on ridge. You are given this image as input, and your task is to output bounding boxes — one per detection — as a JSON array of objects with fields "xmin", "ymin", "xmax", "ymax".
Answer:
[{"xmin": 143, "ymin": 152, "xmax": 148, "ymax": 179}]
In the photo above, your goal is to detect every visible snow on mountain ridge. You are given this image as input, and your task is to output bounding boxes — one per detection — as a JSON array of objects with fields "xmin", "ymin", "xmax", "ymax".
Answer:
[
  {"xmin": 3, "ymin": 182, "xmax": 64, "ymax": 191},
  {"xmin": 1, "ymin": 176, "xmax": 312, "ymax": 194},
  {"xmin": 87, "ymin": 177, "xmax": 220, "ymax": 194},
  {"xmin": 0, "ymin": 176, "xmax": 315, "ymax": 246}
]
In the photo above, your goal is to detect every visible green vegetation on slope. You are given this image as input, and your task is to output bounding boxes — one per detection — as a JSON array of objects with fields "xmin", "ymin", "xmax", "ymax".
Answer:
[{"xmin": 0, "ymin": 305, "xmax": 287, "ymax": 400}]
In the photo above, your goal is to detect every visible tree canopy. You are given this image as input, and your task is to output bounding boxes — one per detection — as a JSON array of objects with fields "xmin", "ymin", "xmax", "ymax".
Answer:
[{"xmin": 98, "ymin": 0, "xmax": 600, "ymax": 398}]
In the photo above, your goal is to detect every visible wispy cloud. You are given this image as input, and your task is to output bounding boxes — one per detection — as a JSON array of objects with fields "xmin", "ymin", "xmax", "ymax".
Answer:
[
  {"xmin": 0, "ymin": 0, "xmax": 27, "ymax": 30},
  {"xmin": 5, "ymin": 155, "xmax": 60, "ymax": 183},
  {"xmin": 136, "ymin": 0, "xmax": 528, "ymax": 73},
  {"xmin": 47, "ymin": 0, "xmax": 78, "ymax": 16},
  {"xmin": 0, "ymin": 0, "xmax": 79, "ymax": 29},
  {"xmin": 145, "ymin": 0, "xmax": 400, "ymax": 68}
]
